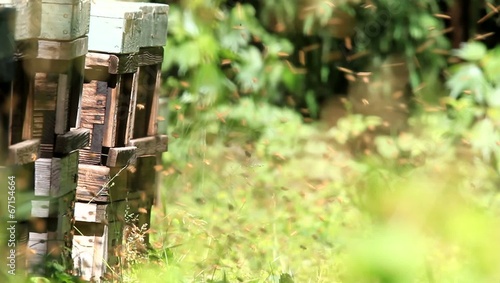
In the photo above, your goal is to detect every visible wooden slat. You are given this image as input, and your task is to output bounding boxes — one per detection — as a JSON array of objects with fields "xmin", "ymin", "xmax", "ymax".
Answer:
[
  {"xmin": 9, "ymin": 139, "xmax": 40, "ymax": 165},
  {"xmin": 106, "ymin": 146, "xmax": 136, "ymax": 167},
  {"xmin": 128, "ymin": 135, "xmax": 168, "ymax": 157},
  {"xmin": 102, "ymin": 79, "xmax": 119, "ymax": 148},
  {"xmin": 55, "ymin": 128, "xmax": 90, "ymax": 154},
  {"xmin": 18, "ymin": 37, "xmax": 88, "ymax": 60},
  {"xmin": 51, "ymin": 151, "xmax": 78, "ymax": 197},
  {"xmin": 118, "ymin": 3, "xmax": 169, "ymax": 48},
  {"xmin": 74, "ymin": 202, "xmax": 107, "ymax": 223},
  {"xmin": 137, "ymin": 47, "xmax": 164, "ymax": 66},
  {"xmin": 78, "ymin": 148, "xmax": 101, "ymax": 165},
  {"xmin": 148, "ymin": 64, "xmax": 161, "ymax": 136},
  {"xmin": 55, "ymin": 73, "xmax": 69, "ymax": 134},
  {"xmin": 85, "ymin": 52, "xmax": 138, "ymax": 75},
  {"xmin": 34, "ymin": 158, "xmax": 51, "ymax": 196},
  {"xmin": 76, "ymin": 164, "xmax": 110, "ymax": 202}
]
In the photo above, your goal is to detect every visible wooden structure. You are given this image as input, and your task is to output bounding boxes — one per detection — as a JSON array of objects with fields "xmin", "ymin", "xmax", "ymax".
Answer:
[{"xmin": 0, "ymin": 1, "xmax": 168, "ymax": 281}]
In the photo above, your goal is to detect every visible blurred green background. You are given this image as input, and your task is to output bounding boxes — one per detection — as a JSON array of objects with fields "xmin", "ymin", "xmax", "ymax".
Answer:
[{"xmin": 33, "ymin": 0, "xmax": 500, "ymax": 282}]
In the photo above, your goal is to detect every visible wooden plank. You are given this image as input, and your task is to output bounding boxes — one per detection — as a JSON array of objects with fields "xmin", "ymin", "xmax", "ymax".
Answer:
[
  {"xmin": 128, "ymin": 135, "xmax": 168, "ymax": 157},
  {"xmin": 119, "ymin": 3, "xmax": 169, "ymax": 48},
  {"xmin": 88, "ymin": 3, "xmax": 142, "ymax": 54},
  {"xmin": 106, "ymin": 146, "xmax": 136, "ymax": 167},
  {"xmin": 76, "ymin": 164, "xmax": 110, "ymax": 202},
  {"xmin": 137, "ymin": 47, "xmax": 163, "ymax": 66},
  {"xmin": 85, "ymin": 52, "xmax": 138, "ymax": 75},
  {"xmin": 102, "ymin": 79, "xmax": 119, "ymax": 148},
  {"xmin": 74, "ymin": 202, "xmax": 106, "ymax": 223},
  {"xmin": 55, "ymin": 128, "xmax": 90, "ymax": 154},
  {"xmin": 148, "ymin": 64, "xmax": 161, "ymax": 136},
  {"xmin": 107, "ymin": 166, "xmax": 133, "ymax": 202},
  {"xmin": 51, "ymin": 151, "xmax": 78, "ymax": 197},
  {"xmin": 72, "ymin": 221, "xmax": 106, "ymax": 281},
  {"xmin": 31, "ymin": 199, "xmax": 51, "ymax": 218},
  {"xmin": 18, "ymin": 36, "xmax": 88, "ymax": 60},
  {"xmin": 9, "ymin": 139, "xmax": 40, "ymax": 165},
  {"xmin": 55, "ymin": 73, "xmax": 69, "ymax": 134},
  {"xmin": 12, "ymin": 0, "xmax": 90, "ymax": 41},
  {"xmin": 27, "ymin": 232, "xmax": 47, "ymax": 272},
  {"xmin": 78, "ymin": 148, "xmax": 101, "ymax": 165},
  {"xmin": 34, "ymin": 158, "xmax": 51, "ymax": 196}
]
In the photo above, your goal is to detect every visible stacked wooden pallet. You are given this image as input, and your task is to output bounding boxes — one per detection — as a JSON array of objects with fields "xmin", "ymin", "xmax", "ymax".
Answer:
[
  {"xmin": 1, "ymin": 0, "xmax": 169, "ymax": 281},
  {"xmin": 2, "ymin": 0, "xmax": 91, "ymax": 273},
  {"xmin": 73, "ymin": 2, "xmax": 168, "ymax": 280}
]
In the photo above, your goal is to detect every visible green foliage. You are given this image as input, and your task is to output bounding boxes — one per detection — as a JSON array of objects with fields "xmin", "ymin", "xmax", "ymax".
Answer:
[
  {"xmin": 163, "ymin": 0, "xmax": 294, "ymax": 112},
  {"xmin": 446, "ymin": 42, "xmax": 500, "ymax": 171}
]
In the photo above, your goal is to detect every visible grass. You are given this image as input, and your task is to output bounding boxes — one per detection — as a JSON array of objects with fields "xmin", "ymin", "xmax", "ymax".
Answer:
[{"xmin": 119, "ymin": 99, "xmax": 500, "ymax": 282}]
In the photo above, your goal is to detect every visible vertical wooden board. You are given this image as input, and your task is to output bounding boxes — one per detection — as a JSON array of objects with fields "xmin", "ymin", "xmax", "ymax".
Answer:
[
  {"xmin": 116, "ymin": 73, "xmax": 133, "ymax": 147},
  {"xmin": 13, "ymin": 0, "xmax": 42, "ymax": 41},
  {"xmin": 148, "ymin": 64, "xmax": 161, "ymax": 136},
  {"xmin": 50, "ymin": 151, "xmax": 78, "ymax": 197},
  {"xmin": 93, "ymin": 232, "xmax": 106, "ymax": 280},
  {"xmin": 125, "ymin": 69, "xmax": 138, "ymax": 144},
  {"xmin": 33, "ymin": 72, "xmax": 58, "ymax": 110},
  {"xmin": 81, "ymin": 80, "xmax": 107, "ymax": 126},
  {"xmin": 51, "ymin": 192, "xmax": 75, "ymax": 245},
  {"xmin": 10, "ymin": 65, "xmax": 31, "ymax": 144},
  {"xmin": 106, "ymin": 220, "xmax": 124, "ymax": 268},
  {"xmin": 69, "ymin": 56, "xmax": 85, "ymax": 129},
  {"xmin": 72, "ymin": 234, "xmax": 95, "ymax": 280},
  {"xmin": 34, "ymin": 158, "xmax": 51, "ymax": 196},
  {"xmin": 102, "ymin": 79, "xmax": 119, "ymax": 148},
  {"xmin": 90, "ymin": 123, "xmax": 104, "ymax": 153},
  {"xmin": 55, "ymin": 74, "xmax": 69, "ymax": 134},
  {"xmin": 27, "ymin": 232, "xmax": 47, "ymax": 273},
  {"xmin": 107, "ymin": 166, "xmax": 130, "ymax": 201}
]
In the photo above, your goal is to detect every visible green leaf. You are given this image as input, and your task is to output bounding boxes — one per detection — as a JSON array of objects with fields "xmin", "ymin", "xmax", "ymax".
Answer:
[{"xmin": 453, "ymin": 42, "xmax": 487, "ymax": 61}]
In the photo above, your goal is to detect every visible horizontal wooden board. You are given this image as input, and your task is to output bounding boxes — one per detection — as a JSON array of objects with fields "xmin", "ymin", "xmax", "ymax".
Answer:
[
  {"xmin": 85, "ymin": 52, "xmax": 138, "ymax": 74},
  {"xmin": 18, "ymin": 36, "xmax": 88, "ymax": 60},
  {"xmin": 78, "ymin": 148, "xmax": 101, "ymax": 165},
  {"xmin": 55, "ymin": 128, "xmax": 90, "ymax": 154},
  {"xmin": 9, "ymin": 139, "xmax": 40, "ymax": 165},
  {"xmin": 128, "ymin": 135, "xmax": 168, "ymax": 157},
  {"xmin": 74, "ymin": 202, "xmax": 107, "ymax": 223}
]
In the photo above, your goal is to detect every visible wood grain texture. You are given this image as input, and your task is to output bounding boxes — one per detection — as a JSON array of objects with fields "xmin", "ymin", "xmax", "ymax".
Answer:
[
  {"xmin": 12, "ymin": 0, "xmax": 90, "ymax": 41},
  {"xmin": 34, "ymin": 157, "xmax": 51, "ymax": 196},
  {"xmin": 85, "ymin": 52, "xmax": 138, "ymax": 74},
  {"xmin": 74, "ymin": 202, "xmax": 106, "ymax": 223},
  {"xmin": 55, "ymin": 128, "xmax": 90, "ymax": 154},
  {"xmin": 128, "ymin": 135, "xmax": 168, "ymax": 157},
  {"xmin": 9, "ymin": 139, "xmax": 40, "ymax": 165},
  {"xmin": 106, "ymin": 146, "xmax": 136, "ymax": 167},
  {"xmin": 78, "ymin": 147, "xmax": 101, "ymax": 165},
  {"xmin": 51, "ymin": 151, "xmax": 78, "ymax": 197},
  {"xmin": 76, "ymin": 164, "xmax": 110, "ymax": 202},
  {"xmin": 18, "ymin": 36, "xmax": 88, "ymax": 60}
]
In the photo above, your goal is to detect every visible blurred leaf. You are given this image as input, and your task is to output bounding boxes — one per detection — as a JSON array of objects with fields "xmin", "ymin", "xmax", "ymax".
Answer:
[{"xmin": 453, "ymin": 42, "xmax": 487, "ymax": 61}]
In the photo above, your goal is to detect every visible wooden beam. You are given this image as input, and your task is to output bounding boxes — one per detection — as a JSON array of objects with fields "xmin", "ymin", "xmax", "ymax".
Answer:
[
  {"xmin": 128, "ymin": 135, "xmax": 168, "ymax": 157},
  {"xmin": 106, "ymin": 146, "xmax": 136, "ymax": 167},
  {"xmin": 18, "ymin": 37, "xmax": 88, "ymax": 60},
  {"xmin": 85, "ymin": 52, "xmax": 138, "ymax": 75},
  {"xmin": 55, "ymin": 128, "xmax": 90, "ymax": 155},
  {"xmin": 9, "ymin": 139, "xmax": 40, "ymax": 165}
]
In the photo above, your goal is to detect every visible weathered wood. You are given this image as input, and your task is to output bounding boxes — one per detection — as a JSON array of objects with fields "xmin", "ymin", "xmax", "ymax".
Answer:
[
  {"xmin": 118, "ymin": 3, "xmax": 169, "ymax": 48},
  {"xmin": 74, "ymin": 202, "xmax": 107, "ymax": 223},
  {"xmin": 78, "ymin": 148, "xmax": 101, "ymax": 165},
  {"xmin": 50, "ymin": 151, "xmax": 79, "ymax": 197},
  {"xmin": 129, "ymin": 156, "xmax": 156, "ymax": 196},
  {"xmin": 18, "ymin": 36, "xmax": 88, "ymax": 60},
  {"xmin": 106, "ymin": 146, "xmax": 136, "ymax": 167},
  {"xmin": 9, "ymin": 0, "xmax": 91, "ymax": 41},
  {"xmin": 147, "ymin": 64, "xmax": 161, "ymax": 136},
  {"xmin": 34, "ymin": 158, "xmax": 51, "ymax": 196},
  {"xmin": 55, "ymin": 73, "xmax": 69, "ymax": 134},
  {"xmin": 88, "ymin": 3, "xmax": 142, "ymax": 54},
  {"xmin": 85, "ymin": 52, "xmax": 138, "ymax": 75},
  {"xmin": 72, "ymin": 222, "xmax": 106, "ymax": 281},
  {"xmin": 55, "ymin": 128, "xmax": 90, "ymax": 155},
  {"xmin": 128, "ymin": 135, "xmax": 168, "ymax": 157},
  {"xmin": 76, "ymin": 164, "xmax": 110, "ymax": 202},
  {"xmin": 9, "ymin": 139, "xmax": 40, "ymax": 165}
]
